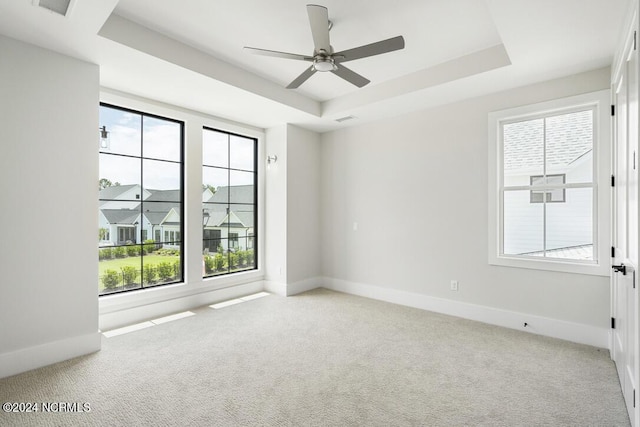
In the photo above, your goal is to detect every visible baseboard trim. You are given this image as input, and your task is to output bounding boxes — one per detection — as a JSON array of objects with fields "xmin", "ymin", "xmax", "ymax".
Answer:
[
  {"xmin": 322, "ymin": 277, "xmax": 609, "ymax": 348},
  {"xmin": 264, "ymin": 277, "xmax": 322, "ymax": 296},
  {"xmin": 0, "ymin": 332, "xmax": 101, "ymax": 379},
  {"xmin": 264, "ymin": 280, "xmax": 287, "ymax": 296}
]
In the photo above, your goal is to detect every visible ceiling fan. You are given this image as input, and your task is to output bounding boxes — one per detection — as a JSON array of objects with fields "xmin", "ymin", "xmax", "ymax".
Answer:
[{"xmin": 244, "ymin": 4, "xmax": 405, "ymax": 89}]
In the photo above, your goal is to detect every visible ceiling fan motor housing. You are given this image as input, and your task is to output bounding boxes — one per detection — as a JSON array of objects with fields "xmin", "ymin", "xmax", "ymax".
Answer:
[{"xmin": 313, "ymin": 48, "xmax": 336, "ymax": 72}]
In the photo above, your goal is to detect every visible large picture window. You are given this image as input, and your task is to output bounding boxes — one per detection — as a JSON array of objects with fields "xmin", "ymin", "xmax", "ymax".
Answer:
[
  {"xmin": 202, "ymin": 127, "xmax": 257, "ymax": 277},
  {"xmin": 488, "ymin": 90, "xmax": 610, "ymax": 276},
  {"xmin": 98, "ymin": 104, "xmax": 184, "ymax": 295}
]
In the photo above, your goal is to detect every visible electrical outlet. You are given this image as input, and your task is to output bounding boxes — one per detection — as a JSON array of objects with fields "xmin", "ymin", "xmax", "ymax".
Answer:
[{"xmin": 450, "ymin": 280, "xmax": 458, "ymax": 291}]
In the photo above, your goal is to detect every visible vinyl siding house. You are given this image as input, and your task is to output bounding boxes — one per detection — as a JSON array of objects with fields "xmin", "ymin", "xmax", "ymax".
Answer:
[
  {"xmin": 99, "ymin": 184, "xmax": 254, "ymax": 253},
  {"xmin": 202, "ymin": 185, "xmax": 255, "ymax": 253},
  {"xmin": 99, "ymin": 184, "xmax": 180, "ymax": 248}
]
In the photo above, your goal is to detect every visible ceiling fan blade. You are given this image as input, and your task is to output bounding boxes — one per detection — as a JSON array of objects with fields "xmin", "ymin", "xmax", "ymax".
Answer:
[
  {"xmin": 307, "ymin": 4, "xmax": 331, "ymax": 52},
  {"xmin": 331, "ymin": 64, "xmax": 370, "ymax": 88},
  {"xmin": 286, "ymin": 66, "xmax": 317, "ymax": 89},
  {"xmin": 334, "ymin": 36, "xmax": 405, "ymax": 63},
  {"xmin": 244, "ymin": 46, "xmax": 312, "ymax": 61}
]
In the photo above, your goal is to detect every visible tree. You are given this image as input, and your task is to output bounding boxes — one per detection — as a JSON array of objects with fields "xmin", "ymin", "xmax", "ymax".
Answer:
[
  {"xmin": 99, "ymin": 178, "xmax": 112, "ymax": 190},
  {"xmin": 99, "ymin": 178, "xmax": 121, "ymax": 190},
  {"xmin": 203, "ymin": 184, "xmax": 217, "ymax": 194}
]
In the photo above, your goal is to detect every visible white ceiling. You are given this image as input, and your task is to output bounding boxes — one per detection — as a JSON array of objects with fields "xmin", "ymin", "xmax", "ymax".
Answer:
[{"xmin": 0, "ymin": 0, "xmax": 631, "ymax": 132}]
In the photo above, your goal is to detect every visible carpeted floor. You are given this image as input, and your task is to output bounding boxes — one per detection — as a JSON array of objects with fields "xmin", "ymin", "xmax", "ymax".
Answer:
[{"xmin": 0, "ymin": 288, "xmax": 630, "ymax": 426}]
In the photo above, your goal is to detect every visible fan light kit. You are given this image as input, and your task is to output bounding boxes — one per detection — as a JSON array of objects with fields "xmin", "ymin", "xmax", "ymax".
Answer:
[{"xmin": 244, "ymin": 4, "xmax": 405, "ymax": 89}]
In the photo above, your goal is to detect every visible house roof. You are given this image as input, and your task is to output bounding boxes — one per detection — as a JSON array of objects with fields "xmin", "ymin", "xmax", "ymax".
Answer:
[
  {"xmin": 146, "ymin": 189, "xmax": 181, "ymax": 202},
  {"xmin": 101, "ymin": 209, "xmax": 139, "ymax": 225},
  {"xmin": 143, "ymin": 211, "xmax": 168, "ymax": 225},
  {"xmin": 98, "ymin": 184, "xmax": 139, "ymax": 200},
  {"xmin": 235, "ymin": 212, "xmax": 255, "ymax": 228},
  {"xmin": 206, "ymin": 185, "xmax": 254, "ymax": 204},
  {"xmin": 503, "ymin": 109, "xmax": 593, "ymax": 173},
  {"xmin": 101, "ymin": 186, "xmax": 253, "ymax": 227}
]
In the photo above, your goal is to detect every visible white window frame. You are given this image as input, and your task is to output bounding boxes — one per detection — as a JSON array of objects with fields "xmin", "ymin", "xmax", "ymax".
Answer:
[{"xmin": 488, "ymin": 90, "xmax": 610, "ymax": 276}]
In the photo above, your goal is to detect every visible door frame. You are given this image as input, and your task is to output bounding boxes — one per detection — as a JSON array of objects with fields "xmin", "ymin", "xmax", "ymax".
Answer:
[{"xmin": 611, "ymin": 5, "xmax": 640, "ymax": 424}]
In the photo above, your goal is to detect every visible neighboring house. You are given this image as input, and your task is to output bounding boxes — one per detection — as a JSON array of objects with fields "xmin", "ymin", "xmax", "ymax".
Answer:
[
  {"xmin": 203, "ymin": 185, "xmax": 255, "ymax": 253},
  {"xmin": 99, "ymin": 184, "xmax": 254, "ymax": 253},
  {"xmin": 142, "ymin": 189, "xmax": 181, "ymax": 249},
  {"xmin": 98, "ymin": 184, "xmax": 180, "ymax": 248},
  {"xmin": 502, "ymin": 110, "xmax": 593, "ymax": 258}
]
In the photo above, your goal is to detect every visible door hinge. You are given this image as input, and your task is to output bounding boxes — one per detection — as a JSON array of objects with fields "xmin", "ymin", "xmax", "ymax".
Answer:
[
  {"xmin": 611, "ymin": 246, "xmax": 615, "ymax": 258},
  {"xmin": 635, "ymin": 31, "xmax": 637, "ymax": 51},
  {"xmin": 611, "ymin": 175, "xmax": 615, "ymax": 187},
  {"xmin": 634, "ymin": 389, "xmax": 636, "ymax": 408},
  {"xmin": 611, "ymin": 317, "xmax": 616, "ymax": 329},
  {"xmin": 612, "ymin": 104, "xmax": 616, "ymax": 116}
]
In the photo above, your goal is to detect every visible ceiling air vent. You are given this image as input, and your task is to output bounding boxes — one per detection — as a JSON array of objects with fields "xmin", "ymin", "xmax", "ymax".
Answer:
[
  {"xmin": 32, "ymin": 0, "xmax": 74, "ymax": 17},
  {"xmin": 335, "ymin": 115, "xmax": 356, "ymax": 123}
]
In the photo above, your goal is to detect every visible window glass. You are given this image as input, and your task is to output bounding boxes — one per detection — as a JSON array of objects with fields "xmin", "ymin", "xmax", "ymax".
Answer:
[
  {"xmin": 230, "ymin": 135, "xmax": 255, "ymax": 171},
  {"xmin": 503, "ymin": 190, "xmax": 544, "ymax": 256},
  {"xmin": 203, "ymin": 129, "xmax": 229, "ymax": 168},
  {"xmin": 143, "ymin": 116, "xmax": 181, "ymax": 161},
  {"xmin": 546, "ymin": 110, "xmax": 593, "ymax": 184},
  {"xmin": 503, "ymin": 118, "xmax": 543, "ymax": 187}
]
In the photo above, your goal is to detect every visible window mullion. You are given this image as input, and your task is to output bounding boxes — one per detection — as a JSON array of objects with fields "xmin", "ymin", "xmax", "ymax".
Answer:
[{"xmin": 542, "ymin": 117, "xmax": 547, "ymax": 256}]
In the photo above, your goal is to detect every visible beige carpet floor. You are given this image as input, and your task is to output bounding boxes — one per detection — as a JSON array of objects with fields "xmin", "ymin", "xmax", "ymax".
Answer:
[{"xmin": 0, "ymin": 288, "xmax": 630, "ymax": 426}]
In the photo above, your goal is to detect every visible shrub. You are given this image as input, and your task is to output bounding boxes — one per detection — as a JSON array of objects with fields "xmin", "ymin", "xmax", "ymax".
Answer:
[
  {"xmin": 237, "ymin": 250, "xmax": 247, "ymax": 267},
  {"xmin": 121, "ymin": 266, "xmax": 138, "ymax": 286},
  {"xmin": 204, "ymin": 256, "xmax": 215, "ymax": 274},
  {"xmin": 173, "ymin": 259, "xmax": 181, "ymax": 276},
  {"xmin": 102, "ymin": 269, "xmax": 120, "ymax": 290},
  {"xmin": 214, "ymin": 253, "xmax": 225, "ymax": 271},
  {"xmin": 217, "ymin": 243, "xmax": 224, "ymax": 254},
  {"xmin": 126, "ymin": 245, "xmax": 140, "ymax": 257},
  {"xmin": 157, "ymin": 262, "xmax": 174, "ymax": 281},
  {"xmin": 246, "ymin": 249, "xmax": 255, "ymax": 267},
  {"xmin": 99, "ymin": 228, "xmax": 108, "ymax": 241},
  {"xmin": 99, "ymin": 247, "xmax": 113, "ymax": 260},
  {"xmin": 114, "ymin": 246, "xmax": 126, "ymax": 258},
  {"xmin": 143, "ymin": 264, "xmax": 157, "ymax": 284},
  {"xmin": 229, "ymin": 253, "xmax": 239, "ymax": 270},
  {"xmin": 143, "ymin": 240, "xmax": 155, "ymax": 255}
]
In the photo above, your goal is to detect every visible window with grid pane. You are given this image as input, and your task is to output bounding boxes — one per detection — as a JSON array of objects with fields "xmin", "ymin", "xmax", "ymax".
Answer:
[
  {"xmin": 202, "ymin": 127, "xmax": 257, "ymax": 277},
  {"xmin": 98, "ymin": 103, "xmax": 184, "ymax": 295},
  {"xmin": 501, "ymin": 108, "xmax": 595, "ymax": 261}
]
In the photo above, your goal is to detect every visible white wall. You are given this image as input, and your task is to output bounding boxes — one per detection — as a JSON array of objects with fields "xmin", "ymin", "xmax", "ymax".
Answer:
[
  {"xmin": 287, "ymin": 125, "xmax": 321, "ymax": 284},
  {"xmin": 265, "ymin": 124, "xmax": 322, "ymax": 295},
  {"xmin": 0, "ymin": 35, "xmax": 101, "ymax": 378},
  {"xmin": 265, "ymin": 125, "xmax": 288, "ymax": 285},
  {"xmin": 320, "ymin": 68, "xmax": 612, "ymax": 344}
]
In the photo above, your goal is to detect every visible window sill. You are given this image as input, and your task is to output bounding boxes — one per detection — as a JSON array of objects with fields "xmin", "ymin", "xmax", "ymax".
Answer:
[
  {"xmin": 99, "ymin": 269, "xmax": 265, "ymax": 315},
  {"xmin": 489, "ymin": 254, "xmax": 609, "ymax": 276}
]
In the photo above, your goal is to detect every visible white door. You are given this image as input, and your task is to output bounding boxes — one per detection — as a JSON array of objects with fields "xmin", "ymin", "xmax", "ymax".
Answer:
[{"xmin": 612, "ymin": 26, "xmax": 639, "ymax": 426}]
